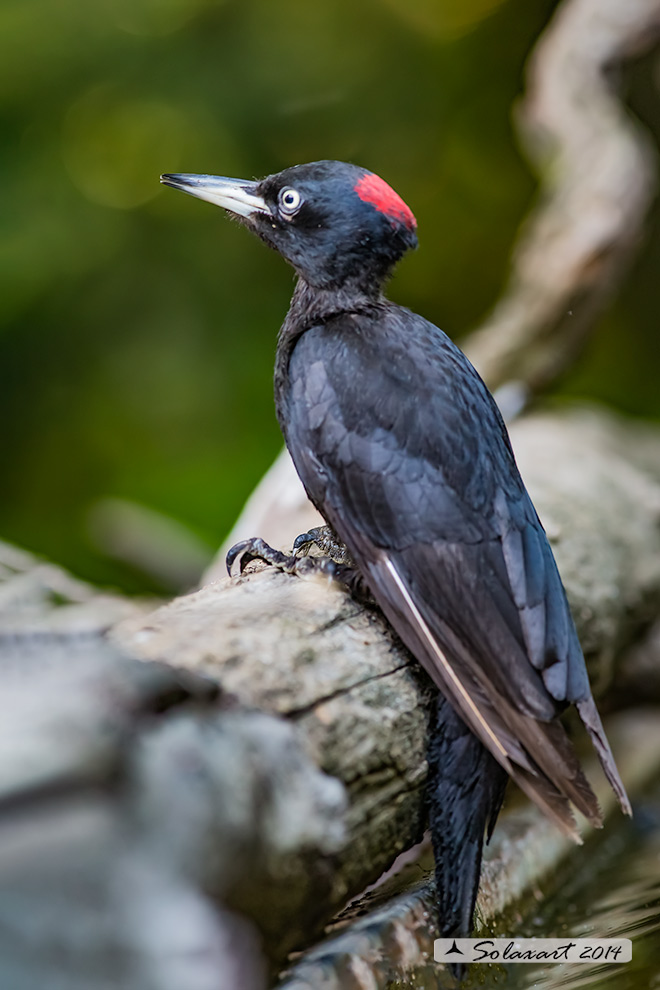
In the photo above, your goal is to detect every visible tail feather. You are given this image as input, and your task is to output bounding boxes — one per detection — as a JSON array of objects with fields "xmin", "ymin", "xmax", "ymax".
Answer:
[
  {"xmin": 427, "ymin": 695, "xmax": 509, "ymax": 939},
  {"xmin": 577, "ymin": 696, "xmax": 632, "ymax": 816},
  {"xmin": 497, "ymin": 700, "xmax": 603, "ymax": 832}
]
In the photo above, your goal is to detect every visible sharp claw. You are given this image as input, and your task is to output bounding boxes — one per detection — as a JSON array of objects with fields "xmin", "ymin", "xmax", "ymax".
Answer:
[
  {"xmin": 225, "ymin": 534, "xmax": 359, "ymax": 588},
  {"xmin": 292, "ymin": 531, "xmax": 314, "ymax": 556},
  {"xmin": 226, "ymin": 539, "xmax": 251, "ymax": 576},
  {"xmin": 226, "ymin": 537, "xmax": 293, "ymax": 577}
]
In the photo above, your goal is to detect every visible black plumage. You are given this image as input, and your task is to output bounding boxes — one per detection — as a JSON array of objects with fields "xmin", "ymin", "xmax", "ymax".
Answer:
[
  {"xmin": 161, "ymin": 160, "xmax": 631, "ymax": 937},
  {"xmin": 275, "ymin": 281, "xmax": 629, "ymax": 836},
  {"xmin": 427, "ymin": 692, "xmax": 508, "ymax": 975}
]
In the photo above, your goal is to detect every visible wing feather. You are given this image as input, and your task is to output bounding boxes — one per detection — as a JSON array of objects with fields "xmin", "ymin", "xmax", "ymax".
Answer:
[{"xmin": 365, "ymin": 550, "xmax": 600, "ymax": 839}]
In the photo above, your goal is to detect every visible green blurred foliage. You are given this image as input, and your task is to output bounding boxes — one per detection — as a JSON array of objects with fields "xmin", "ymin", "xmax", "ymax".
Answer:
[{"xmin": 0, "ymin": 0, "xmax": 658, "ymax": 593}]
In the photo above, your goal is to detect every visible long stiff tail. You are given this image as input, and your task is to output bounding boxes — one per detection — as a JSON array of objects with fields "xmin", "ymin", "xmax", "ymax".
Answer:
[{"xmin": 427, "ymin": 692, "xmax": 508, "ymax": 979}]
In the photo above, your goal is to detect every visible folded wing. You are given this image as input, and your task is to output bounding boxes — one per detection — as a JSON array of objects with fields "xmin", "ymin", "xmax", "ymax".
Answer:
[{"xmin": 283, "ymin": 310, "xmax": 630, "ymax": 837}]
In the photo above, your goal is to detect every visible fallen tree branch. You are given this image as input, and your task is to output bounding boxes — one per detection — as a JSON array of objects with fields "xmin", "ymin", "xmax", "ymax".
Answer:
[
  {"xmin": 114, "ymin": 406, "xmax": 660, "ymax": 965},
  {"xmin": 2, "ymin": 406, "xmax": 660, "ymax": 987},
  {"xmin": 463, "ymin": 0, "xmax": 660, "ymax": 393}
]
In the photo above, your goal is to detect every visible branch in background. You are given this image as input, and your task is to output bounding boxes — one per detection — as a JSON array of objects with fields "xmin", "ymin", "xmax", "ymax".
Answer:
[
  {"xmin": 463, "ymin": 0, "xmax": 660, "ymax": 393},
  {"xmin": 205, "ymin": 0, "xmax": 660, "ymax": 581}
]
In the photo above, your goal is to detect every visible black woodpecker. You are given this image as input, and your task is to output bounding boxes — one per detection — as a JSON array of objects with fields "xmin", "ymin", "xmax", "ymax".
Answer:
[{"xmin": 161, "ymin": 161, "xmax": 631, "ymax": 945}]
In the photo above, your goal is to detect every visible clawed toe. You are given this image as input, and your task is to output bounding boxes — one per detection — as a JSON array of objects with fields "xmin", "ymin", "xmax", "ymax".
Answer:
[
  {"xmin": 226, "ymin": 533, "xmax": 368, "ymax": 602},
  {"xmin": 225, "ymin": 537, "xmax": 292, "ymax": 576},
  {"xmin": 292, "ymin": 529, "xmax": 318, "ymax": 557},
  {"xmin": 226, "ymin": 534, "xmax": 349, "ymax": 586},
  {"xmin": 291, "ymin": 525, "xmax": 354, "ymax": 565}
]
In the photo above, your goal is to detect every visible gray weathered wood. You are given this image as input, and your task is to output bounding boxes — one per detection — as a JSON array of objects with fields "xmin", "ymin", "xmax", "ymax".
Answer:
[{"xmin": 114, "ymin": 406, "xmax": 660, "ymax": 964}]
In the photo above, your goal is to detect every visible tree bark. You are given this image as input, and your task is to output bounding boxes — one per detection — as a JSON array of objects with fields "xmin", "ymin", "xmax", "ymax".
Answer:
[
  {"xmin": 3, "ymin": 405, "xmax": 660, "ymax": 988},
  {"xmin": 113, "ymin": 406, "xmax": 660, "ymax": 965}
]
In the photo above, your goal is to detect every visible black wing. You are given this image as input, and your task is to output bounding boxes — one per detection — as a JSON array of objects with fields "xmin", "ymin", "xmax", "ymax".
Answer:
[{"xmin": 281, "ymin": 305, "xmax": 630, "ymax": 837}]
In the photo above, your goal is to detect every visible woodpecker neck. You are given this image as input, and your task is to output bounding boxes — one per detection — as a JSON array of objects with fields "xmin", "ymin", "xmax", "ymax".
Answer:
[
  {"xmin": 274, "ymin": 277, "xmax": 384, "ymax": 428},
  {"xmin": 283, "ymin": 277, "xmax": 381, "ymax": 334}
]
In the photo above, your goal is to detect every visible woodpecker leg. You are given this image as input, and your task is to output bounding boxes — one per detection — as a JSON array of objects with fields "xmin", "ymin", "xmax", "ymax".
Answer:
[
  {"xmin": 226, "ymin": 536, "xmax": 373, "ymax": 603},
  {"xmin": 427, "ymin": 693, "xmax": 508, "ymax": 980},
  {"xmin": 292, "ymin": 525, "xmax": 355, "ymax": 566}
]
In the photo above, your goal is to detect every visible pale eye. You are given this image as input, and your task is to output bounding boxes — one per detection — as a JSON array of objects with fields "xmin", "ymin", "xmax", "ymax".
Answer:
[{"xmin": 278, "ymin": 187, "xmax": 303, "ymax": 216}]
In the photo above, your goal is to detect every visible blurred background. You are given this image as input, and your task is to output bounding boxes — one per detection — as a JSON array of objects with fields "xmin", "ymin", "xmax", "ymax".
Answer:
[{"xmin": 1, "ymin": 0, "xmax": 659, "ymax": 595}]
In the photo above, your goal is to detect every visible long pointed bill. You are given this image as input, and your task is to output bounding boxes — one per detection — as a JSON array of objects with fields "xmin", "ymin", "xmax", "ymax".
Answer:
[{"xmin": 160, "ymin": 173, "xmax": 270, "ymax": 219}]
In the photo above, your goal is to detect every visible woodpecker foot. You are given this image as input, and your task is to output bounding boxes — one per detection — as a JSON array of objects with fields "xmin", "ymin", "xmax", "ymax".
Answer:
[
  {"xmin": 226, "ymin": 535, "xmax": 372, "ymax": 603},
  {"xmin": 292, "ymin": 525, "xmax": 354, "ymax": 565},
  {"xmin": 226, "ymin": 536, "xmax": 343, "ymax": 580},
  {"xmin": 226, "ymin": 537, "xmax": 294, "ymax": 575}
]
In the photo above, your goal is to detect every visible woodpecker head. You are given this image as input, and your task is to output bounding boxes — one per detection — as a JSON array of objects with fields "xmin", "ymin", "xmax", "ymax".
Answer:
[{"xmin": 161, "ymin": 160, "xmax": 417, "ymax": 293}]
